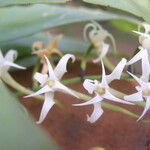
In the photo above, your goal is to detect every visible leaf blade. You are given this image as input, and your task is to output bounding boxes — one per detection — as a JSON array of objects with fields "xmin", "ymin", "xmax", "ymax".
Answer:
[
  {"xmin": 0, "ymin": 0, "xmax": 68, "ymax": 7},
  {"xmin": 0, "ymin": 5, "xmax": 139, "ymax": 42},
  {"xmin": 0, "ymin": 80, "xmax": 58, "ymax": 150},
  {"xmin": 83, "ymin": 0, "xmax": 150, "ymax": 23}
]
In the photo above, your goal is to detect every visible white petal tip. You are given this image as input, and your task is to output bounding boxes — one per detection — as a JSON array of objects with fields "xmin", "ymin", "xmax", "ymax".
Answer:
[
  {"xmin": 122, "ymin": 58, "xmax": 127, "ymax": 62},
  {"xmin": 93, "ymin": 58, "xmax": 100, "ymax": 63},
  {"xmin": 21, "ymin": 66, "xmax": 26, "ymax": 70},
  {"xmin": 86, "ymin": 115, "xmax": 95, "ymax": 123},
  {"xmin": 17, "ymin": 66, "xmax": 26, "ymax": 70},
  {"xmin": 24, "ymin": 95, "xmax": 31, "ymax": 98},
  {"xmin": 132, "ymin": 30, "xmax": 141, "ymax": 35},
  {"xmin": 70, "ymin": 55, "xmax": 76, "ymax": 62},
  {"xmin": 136, "ymin": 117, "xmax": 142, "ymax": 122},
  {"xmin": 36, "ymin": 120, "xmax": 43, "ymax": 124},
  {"xmin": 72, "ymin": 103, "xmax": 82, "ymax": 107}
]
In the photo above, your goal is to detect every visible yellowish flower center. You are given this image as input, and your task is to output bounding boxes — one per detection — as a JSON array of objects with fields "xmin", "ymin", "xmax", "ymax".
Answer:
[
  {"xmin": 45, "ymin": 79, "xmax": 55, "ymax": 88},
  {"xmin": 95, "ymin": 87, "xmax": 106, "ymax": 95},
  {"xmin": 142, "ymin": 89, "xmax": 150, "ymax": 96},
  {"xmin": 92, "ymin": 36, "xmax": 103, "ymax": 49}
]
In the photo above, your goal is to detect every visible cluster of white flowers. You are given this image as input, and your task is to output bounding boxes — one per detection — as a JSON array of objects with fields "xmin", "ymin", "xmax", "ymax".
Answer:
[
  {"xmin": 1, "ymin": 22, "xmax": 150, "ymax": 124},
  {"xmin": 79, "ymin": 22, "xmax": 150, "ymax": 123}
]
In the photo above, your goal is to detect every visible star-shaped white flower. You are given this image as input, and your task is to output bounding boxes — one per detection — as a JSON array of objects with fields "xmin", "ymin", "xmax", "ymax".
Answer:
[
  {"xmin": 124, "ymin": 71, "xmax": 150, "ymax": 121},
  {"xmin": 0, "ymin": 49, "xmax": 25, "ymax": 77},
  {"xmin": 73, "ymin": 58, "xmax": 132, "ymax": 123},
  {"xmin": 83, "ymin": 21, "xmax": 116, "ymax": 63},
  {"xmin": 25, "ymin": 54, "xmax": 78, "ymax": 124},
  {"xmin": 126, "ymin": 23, "xmax": 150, "ymax": 82}
]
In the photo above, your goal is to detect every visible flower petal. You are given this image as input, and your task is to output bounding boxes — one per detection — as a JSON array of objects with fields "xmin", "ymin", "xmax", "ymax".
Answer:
[
  {"xmin": 5, "ymin": 50, "xmax": 17, "ymax": 62},
  {"xmin": 34, "ymin": 72, "xmax": 48, "ymax": 85},
  {"xmin": 107, "ymin": 58, "xmax": 127, "ymax": 83},
  {"xmin": 87, "ymin": 102, "xmax": 103, "ymax": 123},
  {"xmin": 99, "ymin": 43, "xmax": 109, "ymax": 58},
  {"xmin": 4, "ymin": 61, "xmax": 25, "ymax": 70},
  {"xmin": 140, "ymin": 50, "xmax": 150, "ymax": 82},
  {"xmin": 44, "ymin": 56, "xmax": 57, "ymax": 80},
  {"xmin": 37, "ymin": 92, "xmax": 55, "ymax": 124},
  {"xmin": 93, "ymin": 43, "xmax": 109, "ymax": 63},
  {"xmin": 127, "ymin": 71, "xmax": 147, "ymax": 87},
  {"xmin": 24, "ymin": 85, "xmax": 52, "ymax": 98},
  {"xmin": 101, "ymin": 60, "xmax": 108, "ymax": 87},
  {"xmin": 132, "ymin": 30, "xmax": 150, "ymax": 38},
  {"xmin": 103, "ymin": 90, "xmax": 133, "ymax": 105},
  {"xmin": 54, "ymin": 81, "xmax": 78, "ymax": 98},
  {"xmin": 73, "ymin": 95, "xmax": 102, "ymax": 106},
  {"xmin": 124, "ymin": 91, "xmax": 143, "ymax": 102},
  {"xmin": 54, "ymin": 54, "xmax": 75, "ymax": 80},
  {"xmin": 126, "ymin": 49, "xmax": 145, "ymax": 66},
  {"xmin": 83, "ymin": 22, "xmax": 98, "ymax": 41},
  {"xmin": 137, "ymin": 97, "xmax": 150, "ymax": 121},
  {"xmin": 83, "ymin": 79, "xmax": 98, "ymax": 94}
]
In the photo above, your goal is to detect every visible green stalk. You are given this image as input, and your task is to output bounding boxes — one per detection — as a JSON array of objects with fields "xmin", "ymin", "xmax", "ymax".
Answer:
[
  {"xmin": 103, "ymin": 57, "xmax": 115, "ymax": 72},
  {"xmin": 2, "ymin": 73, "xmax": 66, "ymax": 111},
  {"xmin": 81, "ymin": 44, "xmax": 93, "ymax": 71},
  {"xmin": 62, "ymin": 75, "xmax": 100, "ymax": 85}
]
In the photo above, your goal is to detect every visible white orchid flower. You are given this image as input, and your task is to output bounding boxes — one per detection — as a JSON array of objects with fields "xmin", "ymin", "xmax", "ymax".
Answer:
[
  {"xmin": 126, "ymin": 23, "xmax": 150, "ymax": 82},
  {"xmin": 126, "ymin": 47, "xmax": 150, "ymax": 82},
  {"xmin": 127, "ymin": 22, "xmax": 150, "ymax": 82},
  {"xmin": 73, "ymin": 58, "xmax": 132, "ymax": 123},
  {"xmin": 0, "ymin": 49, "xmax": 25, "ymax": 77},
  {"xmin": 83, "ymin": 21, "xmax": 116, "ymax": 63},
  {"xmin": 124, "ymin": 71, "xmax": 150, "ymax": 121},
  {"xmin": 25, "ymin": 54, "xmax": 78, "ymax": 124}
]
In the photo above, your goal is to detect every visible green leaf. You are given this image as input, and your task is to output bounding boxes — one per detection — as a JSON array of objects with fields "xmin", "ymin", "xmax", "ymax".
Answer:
[
  {"xmin": 111, "ymin": 20, "xmax": 137, "ymax": 33},
  {"xmin": 0, "ymin": 5, "xmax": 139, "ymax": 42},
  {"xmin": 0, "ymin": 80, "xmax": 58, "ymax": 150},
  {"xmin": 83, "ymin": 0, "xmax": 150, "ymax": 23},
  {"xmin": 0, "ymin": 0, "xmax": 68, "ymax": 7}
]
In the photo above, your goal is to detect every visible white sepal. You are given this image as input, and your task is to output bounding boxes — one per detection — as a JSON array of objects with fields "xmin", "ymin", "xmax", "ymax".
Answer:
[
  {"xmin": 54, "ymin": 54, "xmax": 75, "ymax": 80},
  {"xmin": 107, "ymin": 58, "xmax": 127, "ymax": 83},
  {"xmin": 34, "ymin": 72, "xmax": 48, "ymax": 85},
  {"xmin": 54, "ymin": 81, "xmax": 78, "ymax": 98},
  {"xmin": 44, "ymin": 56, "xmax": 57, "ymax": 80},
  {"xmin": 137, "ymin": 97, "xmax": 150, "ymax": 121},
  {"xmin": 83, "ymin": 79, "xmax": 98, "ymax": 94},
  {"xmin": 87, "ymin": 103, "xmax": 103, "ymax": 123},
  {"xmin": 104, "ymin": 90, "xmax": 133, "ymax": 105},
  {"xmin": 37, "ymin": 92, "xmax": 55, "ymax": 124},
  {"xmin": 124, "ymin": 91, "xmax": 143, "ymax": 102},
  {"xmin": 73, "ymin": 95, "xmax": 102, "ymax": 106},
  {"xmin": 25, "ymin": 85, "xmax": 52, "ymax": 98}
]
